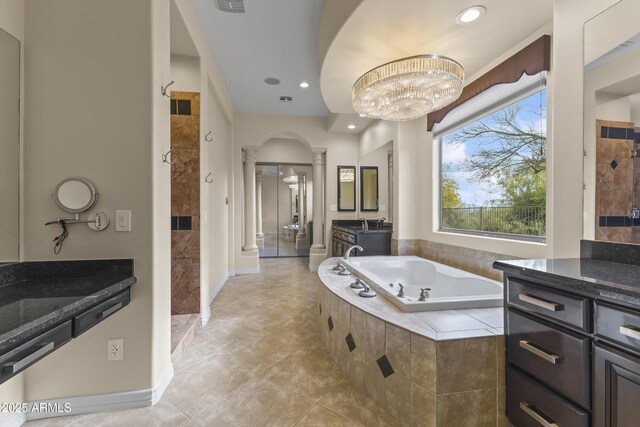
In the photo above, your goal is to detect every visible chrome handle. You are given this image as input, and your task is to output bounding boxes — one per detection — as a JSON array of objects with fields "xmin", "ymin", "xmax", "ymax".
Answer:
[
  {"xmin": 2, "ymin": 342, "xmax": 55, "ymax": 374},
  {"xmin": 518, "ymin": 293, "xmax": 563, "ymax": 312},
  {"xmin": 519, "ymin": 340, "xmax": 560, "ymax": 364},
  {"xmin": 520, "ymin": 402, "xmax": 559, "ymax": 427},
  {"xmin": 96, "ymin": 302, "xmax": 123, "ymax": 319},
  {"xmin": 620, "ymin": 325, "xmax": 640, "ymax": 340}
]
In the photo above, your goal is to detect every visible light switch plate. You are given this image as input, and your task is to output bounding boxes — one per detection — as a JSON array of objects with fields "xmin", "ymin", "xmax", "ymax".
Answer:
[{"xmin": 115, "ymin": 210, "xmax": 131, "ymax": 232}]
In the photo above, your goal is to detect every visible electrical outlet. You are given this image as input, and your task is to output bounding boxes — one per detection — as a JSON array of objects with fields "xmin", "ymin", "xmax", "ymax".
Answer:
[{"xmin": 107, "ymin": 339, "xmax": 124, "ymax": 361}]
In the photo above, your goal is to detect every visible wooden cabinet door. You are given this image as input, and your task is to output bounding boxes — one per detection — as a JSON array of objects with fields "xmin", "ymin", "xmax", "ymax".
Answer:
[{"xmin": 594, "ymin": 344, "xmax": 640, "ymax": 427}]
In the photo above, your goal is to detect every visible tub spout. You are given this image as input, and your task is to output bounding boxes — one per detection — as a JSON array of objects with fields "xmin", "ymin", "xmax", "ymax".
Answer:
[
  {"xmin": 344, "ymin": 245, "xmax": 364, "ymax": 262},
  {"xmin": 397, "ymin": 283, "xmax": 405, "ymax": 298}
]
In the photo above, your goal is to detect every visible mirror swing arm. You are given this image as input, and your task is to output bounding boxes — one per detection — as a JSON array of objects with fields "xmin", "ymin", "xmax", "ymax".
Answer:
[{"xmin": 45, "ymin": 177, "xmax": 110, "ymax": 254}]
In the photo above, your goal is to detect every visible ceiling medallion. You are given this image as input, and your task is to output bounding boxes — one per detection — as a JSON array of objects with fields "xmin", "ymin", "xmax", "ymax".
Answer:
[{"xmin": 352, "ymin": 55, "xmax": 464, "ymax": 122}]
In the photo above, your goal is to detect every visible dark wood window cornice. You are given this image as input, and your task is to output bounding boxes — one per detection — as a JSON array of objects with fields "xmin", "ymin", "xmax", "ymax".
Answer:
[{"xmin": 427, "ymin": 35, "xmax": 551, "ymax": 131}]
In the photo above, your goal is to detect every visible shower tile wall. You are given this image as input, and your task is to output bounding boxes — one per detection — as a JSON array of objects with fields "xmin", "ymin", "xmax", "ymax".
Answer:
[
  {"xmin": 595, "ymin": 119, "xmax": 639, "ymax": 243},
  {"xmin": 171, "ymin": 92, "xmax": 200, "ymax": 314}
]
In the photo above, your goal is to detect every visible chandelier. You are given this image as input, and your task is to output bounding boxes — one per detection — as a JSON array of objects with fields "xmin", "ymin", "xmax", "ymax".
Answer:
[{"xmin": 352, "ymin": 54, "xmax": 464, "ymax": 122}]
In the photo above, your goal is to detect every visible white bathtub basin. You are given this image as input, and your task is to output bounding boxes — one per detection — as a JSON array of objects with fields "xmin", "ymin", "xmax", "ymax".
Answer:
[{"xmin": 340, "ymin": 256, "xmax": 503, "ymax": 312}]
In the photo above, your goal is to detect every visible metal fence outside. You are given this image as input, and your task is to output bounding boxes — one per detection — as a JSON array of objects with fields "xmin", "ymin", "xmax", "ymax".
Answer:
[{"xmin": 441, "ymin": 206, "xmax": 546, "ymax": 237}]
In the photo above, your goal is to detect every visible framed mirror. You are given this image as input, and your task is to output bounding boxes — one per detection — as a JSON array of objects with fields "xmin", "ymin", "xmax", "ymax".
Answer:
[
  {"xmin": 0, "ymin": 27, "xmax": 21, "ymax": 262},
  {"xmin": 360, "ymin": 166, "xmax": 379, "ymax": 212},
  {"xmin": 54, "ymin": 177, "xmax": 98, "ymax": 213},
  {"xmin": 583, "ymin": 2, "xmax": 640, "ymax": 244},
  {"xmin": 337, "ymin": 166, "xmax": 356, "ymax": 211}
]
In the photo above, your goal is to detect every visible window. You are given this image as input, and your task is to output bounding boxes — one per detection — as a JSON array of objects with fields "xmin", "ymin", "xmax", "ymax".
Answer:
[{"xmin": 438, "ymin": 77, "xmax": 547, "ymax": 241}]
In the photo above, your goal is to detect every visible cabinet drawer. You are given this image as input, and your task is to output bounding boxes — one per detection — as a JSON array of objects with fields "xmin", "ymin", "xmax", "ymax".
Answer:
[
  {"xmin": 508, "ymin": 309, "xmax": 591, "ymax": 408},
  {"xmin": 595, "ymin": 302, "xmax": 640, "ymax": 354},
  {"xmin": 73, "ymin": 290, "xmax": 130, "ymax": 337},
  {"xmin": 593, "ymin": 344, "xmax": 640, "ymax": 427},
  {"xmin": 508, "ymin": 277, "xmax": 590, "ymax": 331},
  {"xmin": 508, "ymin": 366, "xmax": 589, "ymax": 427},
  {"xmin": 0, "ymin": 321, "xmax": 72, "ymax": 383}
]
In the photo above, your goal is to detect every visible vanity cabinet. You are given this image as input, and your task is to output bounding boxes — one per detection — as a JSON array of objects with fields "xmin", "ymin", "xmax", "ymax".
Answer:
[
  {"xmin": 499, "ymin": 270, "xmax": 640, "ymax": 427},
  {"xmin": 331, "ymin": 226, "xmax": 391, "ymax": 257}
]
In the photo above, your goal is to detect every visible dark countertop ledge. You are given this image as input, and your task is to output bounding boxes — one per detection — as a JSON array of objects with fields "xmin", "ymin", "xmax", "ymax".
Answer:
[
  {"xmin": 332, "ymin": 225, "xmax": 393, "ymax": 234},
  {"xmin": 493, "ymin": 258, "xmax": 640, "ymax": 308},
  {"xmin": 0, "ymin": 260, "xmax": 136, "ymax": 354}
]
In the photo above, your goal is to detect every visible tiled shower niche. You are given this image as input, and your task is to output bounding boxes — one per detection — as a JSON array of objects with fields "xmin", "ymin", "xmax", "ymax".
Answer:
[
  {"xmin": 171, "ymin": 92, "xmax": 200, "ymax": 314},
  {"xmin": 595, "ymin": 119, "xmax": 640, "ymax": 243}
]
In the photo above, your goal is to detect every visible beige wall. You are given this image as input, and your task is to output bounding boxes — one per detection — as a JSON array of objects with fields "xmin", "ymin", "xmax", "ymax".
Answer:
[
  {"xmin": 171, "ymin": 54, "xmax": 200, "ymax": 93},
  {"xmin": 19, "ymin": 0, "xmax": 172, "ymax": 401}
]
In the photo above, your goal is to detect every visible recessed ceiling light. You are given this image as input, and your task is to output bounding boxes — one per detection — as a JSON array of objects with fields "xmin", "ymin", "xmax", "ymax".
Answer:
[
  {"xmin": 300, "ymin": 81, "xmax": 309, "ymax": 88},
  {"xmin": 348, "ymin": 124, "xmax": 356, "ymax": 130},
  {"xmin": 265, "ymin": 77, "xmax": 281, "ymax": 85},
  {"xmin": 456, "ymin": 5, "xmax": 485, "ymax": 25}
]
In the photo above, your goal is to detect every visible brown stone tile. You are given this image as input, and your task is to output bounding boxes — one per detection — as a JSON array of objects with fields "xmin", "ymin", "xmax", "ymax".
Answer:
[
  {"xmin": 386, "ymin": 323, "xmax": 411, "ymax": 380},
  {"xmin": 351, "ymin": 306, "xmax": 368, "ymax": 355},
  {"xmin": 171, "ymin": 115, "xmax": 198, "ymax": 149},
  {"xmin": 365, "ymin": 315, "xmax": 386, "ymax": 359},
  {"xmin": 436, "ymin": 337, "xmax": 496, "ymax": 394},
  {"xmin": 319, "ymin": 380, "xmax": 403, "ymax": 427},
  {"xmin": 171, "ymin": 148, "xmax": 193, "ymax": 183},
  {"xmin": 410, "ymin": 334, "xmax": 436, "ymax": 394},
  {"xmin": 296, "ymin": 405, "xmax": 359, "ymax": 426},
  {"xmin": 262, "ymin": 349, "xmax": 343, "ymax": 402},
  {"xmin": 385, "ymin": 373, "xmax": 411, "ymax": 426},
  {"xmin": 364, "ymin": 353, "xmax": 387, "ymax": 407},
  {"xmin": 191, "ymin": 376, "xmax": 314, "ymax": 426},
  {"xmin": 410, "ymin": 382, "xmax": 437, "ymax": 427},
  {"xmin": 436, "ymin": 388, "xmax": 497, "ymax": 427},
  {"xmin": 191, "ymin": 182, "xmax": 200, "ymax": 213},
  {"xmin": 171, "ymin": 231, "xmax": 192, "ymax": 259},
  {"xmin": 171, "ymin": 182, "xmax": 191, "ymax": 215}
]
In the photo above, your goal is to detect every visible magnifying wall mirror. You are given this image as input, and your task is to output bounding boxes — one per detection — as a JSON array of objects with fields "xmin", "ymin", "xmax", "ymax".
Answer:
[
  {"xmin": 360, "ymin": 166, "xmax": 379, "ymax": 212},
  {"xmin": 337, "ymin": 166, "xmax": 356, "ymax": 211},
  {"xmin": 54, "ymin": 177, "xmax": 98, "ymax": 213}
]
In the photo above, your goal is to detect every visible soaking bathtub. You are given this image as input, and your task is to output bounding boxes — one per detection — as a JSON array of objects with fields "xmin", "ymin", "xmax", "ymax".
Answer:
[{"xmin": 340, "ymin": 256, "xmax": 503, "ymax": 312}]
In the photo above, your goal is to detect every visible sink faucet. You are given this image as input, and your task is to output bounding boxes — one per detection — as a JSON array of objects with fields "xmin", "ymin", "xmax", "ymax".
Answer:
[
  {"xmin": 360, "ymin": 217, "xmax": 368, "ymax": 231},
  {"xmin": 378, "ymin": 217, "xmax": 386, "ymax": 229},
  {"xmin": 344, "ymin": 245, "xmax": 364, "ymax": 262}
]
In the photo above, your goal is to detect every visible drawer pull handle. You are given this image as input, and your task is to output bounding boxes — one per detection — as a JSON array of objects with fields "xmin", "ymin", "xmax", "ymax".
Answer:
[
  {"xmin": 96, "ymin": 302, "xmax": 123, "ymax": 319},
  {"xmin": 519, "ymin": 340, "xmax": 561, "ymax": 364},
  {"xmin": 619, "ymin": 325, "xmax": 640, "ymax": 340},
  {"xmin": 518, "ymin": 293, "xmax": 563, "ymax": 312},
  {"xmin": 520, "ymin": 402, "xmax": 559, "ymax": 427},
  {"xmin": 1, "ymin": 342, "xmax": 55, "ymax": 374}
]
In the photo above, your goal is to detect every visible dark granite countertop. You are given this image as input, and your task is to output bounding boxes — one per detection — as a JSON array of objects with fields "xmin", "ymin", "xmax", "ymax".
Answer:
[
  {"xmin": 493, "ymin": 258, "xmax": 640, "ymax": 308},
  {"xmin": 0, "ymin": 260, "xmax": 136, "ymax": 354}
]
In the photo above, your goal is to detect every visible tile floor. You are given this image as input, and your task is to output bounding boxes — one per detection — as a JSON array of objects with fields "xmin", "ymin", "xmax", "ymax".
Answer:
[{"xmin": 27, "ymin": 257, "xmax": 402, "ymax": 427}]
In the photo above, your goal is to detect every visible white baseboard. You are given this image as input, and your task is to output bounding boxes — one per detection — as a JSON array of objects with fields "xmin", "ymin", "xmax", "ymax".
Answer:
[
  {"xmin": 209, "ymin": 272, "xmax": 229, "ymax": 305},
  {"xmin": 232, "ymin": 268, "xmax": 259, "ymax": 275},
  {"xmin": 9, "ymin": 364, "xmax": 174, "ymax": 424}
]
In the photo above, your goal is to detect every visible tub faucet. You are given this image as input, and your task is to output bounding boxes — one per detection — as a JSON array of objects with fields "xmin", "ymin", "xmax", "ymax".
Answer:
[
  {"xmin": 358, "ymin": 282, "xmax": 377, "ymax": 298},
  {"xmin": 360, "ymin": 217, "xmax": 368, "ymax": 231},
  {"xmin": 350, "ymin": 278, "xmax": 365, "ymax": 289},
  {"xmin": 418, "ymin": 288, "xmax": 432, "ymax": 302},
  {"xmin": 397, "ymin": 283, "xmax": 404, "ymax": 298},
  {"xmin": 344, "ymin": 245, "xmax": 364, "ymax": 262}
]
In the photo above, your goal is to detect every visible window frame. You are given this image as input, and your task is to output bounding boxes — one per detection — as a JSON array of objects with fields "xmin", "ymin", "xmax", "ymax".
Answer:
[{"xmin": 436, "ymin": 82, "xmax": 548, "ymax": 243}]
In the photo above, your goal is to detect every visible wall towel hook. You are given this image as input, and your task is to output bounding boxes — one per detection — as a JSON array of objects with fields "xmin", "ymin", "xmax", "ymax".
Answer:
[
  {"xmin": 161, "ymin": 81, "xmax": 175, "ymax": 98},
  {"xmin": 204, "ymin": 131, "xmax": 213, "ymax": 143},
  {"xmin": 205, "ymin": 173, "xmax": 213, "ymax": 184},
  {"xmin": 162, "ymin": 147, "xmax": 175, "ymax": 165}
]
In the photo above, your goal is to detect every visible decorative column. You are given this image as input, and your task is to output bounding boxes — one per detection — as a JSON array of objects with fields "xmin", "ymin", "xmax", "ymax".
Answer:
[
  {"xmin": 296, "ymin": 173, "xmax": 307, "ymax": 249},
  {"xmin": 243, "ymin": 147, "xmax": 258, "ymax": 251},
  {"xmin": 311, "ymin": 149, "xmax": 326, "ymax": 249},
  {"xmin": 388, "ymin": 150, "xmax": 393, "ymax": 223},
  {"xmin": 256, "ymin": 171, "xmax": 264, "ymax": 247}
]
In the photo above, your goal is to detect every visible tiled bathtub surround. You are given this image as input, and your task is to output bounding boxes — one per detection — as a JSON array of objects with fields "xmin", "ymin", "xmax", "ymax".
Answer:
[
  {"xmin": 595, "ymin": 119, "xmax": 640, "ymax": 243},
  {"xmin": 317, "ymin": 259, "xmax": 507, "ymax": 426},
  {"xmin": 171, "ymin": 91, "xmax": 201, "ymax": 314},
  {"xmin": 392, "ymin": 239, "xmax": 517, "ymax": 281}
]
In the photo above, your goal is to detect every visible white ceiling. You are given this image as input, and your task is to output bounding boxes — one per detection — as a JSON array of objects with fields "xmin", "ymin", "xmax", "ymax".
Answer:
[
  {"xmin": 190, "ymin": 0, "xmax": 330, "ymax": 117},
  {"xmin": 320, "ymin": 0, "xmax": 553, "ymax": 113}
]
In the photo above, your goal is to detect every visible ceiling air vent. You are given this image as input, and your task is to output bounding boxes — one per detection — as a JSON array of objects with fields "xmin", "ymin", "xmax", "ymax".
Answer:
[
  {"xmin": 279, "ymin": 96, "xmax": 293, "ymax": 103},
  {"xmin": 216, "ymin": 0, "xmax": 245, "ymax": 13}
]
